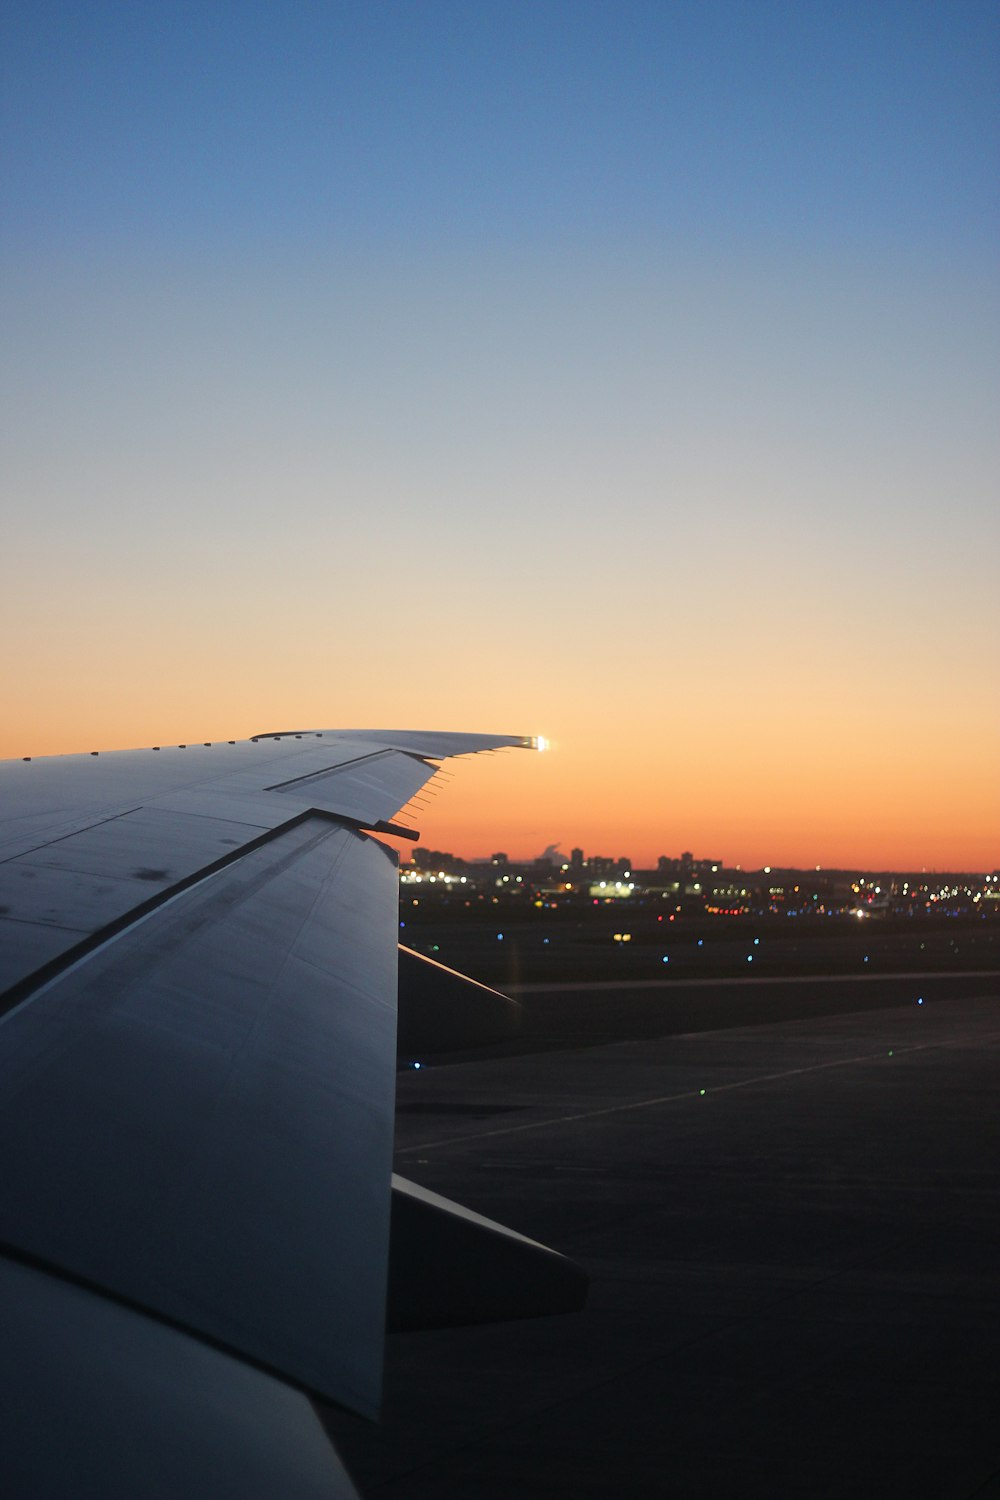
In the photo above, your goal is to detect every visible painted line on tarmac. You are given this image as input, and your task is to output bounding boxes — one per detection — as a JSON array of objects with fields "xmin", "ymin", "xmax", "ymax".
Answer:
[
  {"xmin": 396, "ymin": 1027, "xmax": 1000, "ymax": 1156},
  {"xmin": 508, "ymin": 969, "xmax": 1000, "ymax": 995}
]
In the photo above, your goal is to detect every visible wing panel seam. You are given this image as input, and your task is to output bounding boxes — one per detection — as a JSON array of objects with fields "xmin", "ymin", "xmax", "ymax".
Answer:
[
  {"xmin": 0, "ymin": 807, "xmax": 145, "ymax": 869},
  {"xmin": 263, "ymin": 749, "xmax": 393, "ymax": 792},
  {"xmin": 0, "ymin": 1240, "xmax": 341, "ymax": 1408},
  {"xmin": 0, "ymin": 810, "xmax": 398, "ymax": 1019}
]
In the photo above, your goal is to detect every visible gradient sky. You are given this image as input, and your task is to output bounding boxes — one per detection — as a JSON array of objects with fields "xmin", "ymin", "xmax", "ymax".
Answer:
[{"xmin": 2, "ymin": 1, "xmax": 997, "ymax": 870}]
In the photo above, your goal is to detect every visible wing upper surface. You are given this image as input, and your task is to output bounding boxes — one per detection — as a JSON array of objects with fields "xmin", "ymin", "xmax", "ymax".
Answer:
[
  {"xmin": 0, "ymin": 727, "xmax": 535, "ymax": 1422},
  {"xmin": 0, "ymin": 729, "xmax": 529, "ymax": 1001},
  {"xmin": 1, "ymin": 1255, "xmax": 360, "ymax": 1499}
]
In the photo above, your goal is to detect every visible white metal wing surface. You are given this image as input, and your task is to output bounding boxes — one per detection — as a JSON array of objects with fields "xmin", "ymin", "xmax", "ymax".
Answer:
[{"xmin": 0, "ymin": 727, "xmax": 534, "ymax": 1479}]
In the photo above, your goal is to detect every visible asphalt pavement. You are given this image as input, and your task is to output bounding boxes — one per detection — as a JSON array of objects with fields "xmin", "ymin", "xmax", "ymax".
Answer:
[{"xmin": 321, "ymin": 981, "xmax": 1000, "ymax": 1498}]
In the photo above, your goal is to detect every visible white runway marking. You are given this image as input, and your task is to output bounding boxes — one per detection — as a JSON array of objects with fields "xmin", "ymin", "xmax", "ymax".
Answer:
[
  {"xmin": 395, "ymin": 1025, "xmax": 1000, "ymax": 1156},
  {"xmin": 509, "ymin": 969, "xmax": 1000, "ymax": 994}
]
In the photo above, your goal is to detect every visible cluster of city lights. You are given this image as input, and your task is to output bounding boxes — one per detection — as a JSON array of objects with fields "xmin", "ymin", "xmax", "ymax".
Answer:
[{"xmin": 401, "ymin": 857, "xmax": 1000, "ymax": 918}]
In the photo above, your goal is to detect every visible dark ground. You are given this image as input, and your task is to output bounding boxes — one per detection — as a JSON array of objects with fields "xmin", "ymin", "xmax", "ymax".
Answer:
[
  {"xmin": 397, "ymin": 907, "xmax": 998, "ymax": 989},
  {"xmin": 320, "ymin": 966, "xmax": 1000, "ymax": 1498}
]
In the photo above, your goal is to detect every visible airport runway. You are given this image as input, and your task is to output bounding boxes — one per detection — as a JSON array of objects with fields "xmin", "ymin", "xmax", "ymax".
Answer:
[{"xmin": 323, "ymin": 983, "xmax": 1000, "ymax": 1498}]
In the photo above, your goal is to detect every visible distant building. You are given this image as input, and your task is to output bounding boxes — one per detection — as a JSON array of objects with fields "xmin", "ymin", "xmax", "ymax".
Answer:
[
  {"xmin": 589, "ymin": 877, "xmax": 636, "ymax": 900},
  {"xmin": 410, "ymin": 846, "xmax": 467, "ymax": 874}
]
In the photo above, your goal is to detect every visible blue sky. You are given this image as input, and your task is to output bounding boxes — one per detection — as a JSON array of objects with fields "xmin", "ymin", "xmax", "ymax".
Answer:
[
  {"xmin": 2, "ymin": 1, "xmax": 998, "ymax": 866},
  {"xmin": 4, "ymin": 0, "xmax": 996, "ymax": 254}
]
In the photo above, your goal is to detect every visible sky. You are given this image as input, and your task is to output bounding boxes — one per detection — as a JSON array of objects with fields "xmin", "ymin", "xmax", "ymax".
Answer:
[{"xmin": 2, "ymin": 0, "xmax": 997, "ymax": 871}]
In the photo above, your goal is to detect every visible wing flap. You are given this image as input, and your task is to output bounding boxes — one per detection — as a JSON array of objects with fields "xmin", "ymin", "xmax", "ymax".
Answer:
[{"xmin": 0, "ymin": 819, "xmax": 398, "ymax": 1416}]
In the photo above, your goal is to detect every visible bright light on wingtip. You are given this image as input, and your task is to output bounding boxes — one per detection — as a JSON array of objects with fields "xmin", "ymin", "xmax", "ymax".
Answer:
[{"xmin": 535, "ymin": 735, "xmax": 550, "ymax": 753}]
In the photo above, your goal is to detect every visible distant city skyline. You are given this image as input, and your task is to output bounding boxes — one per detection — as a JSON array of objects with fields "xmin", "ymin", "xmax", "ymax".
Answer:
[
  {"xmin": 405, "ymin": 836, "xmax": 999, "ymax": 880},
  {"xmin": 3, "ymin": 2, "xmax": 997, "ymax": 871}
]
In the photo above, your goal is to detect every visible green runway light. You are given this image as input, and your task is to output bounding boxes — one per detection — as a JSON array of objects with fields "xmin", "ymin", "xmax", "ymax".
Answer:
[{"xmin": 700, "ymin": 1089, "xmax": 706, "ymax": 1096}]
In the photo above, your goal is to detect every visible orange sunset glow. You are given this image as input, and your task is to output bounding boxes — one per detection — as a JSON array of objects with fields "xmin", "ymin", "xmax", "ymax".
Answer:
[
  {"xmin": 3, "ymin": 665, "xmax": 996, "ymax": 873},
  {"xmin": 3, "ymin": 5, "xmax": 997, "ymax": 877}
]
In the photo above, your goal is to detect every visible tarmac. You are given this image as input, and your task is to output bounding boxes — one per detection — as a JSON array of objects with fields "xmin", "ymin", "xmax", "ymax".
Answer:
[{"xmin": 321, "ymin": 978, "xmax": 1000, "ymax": 1498}]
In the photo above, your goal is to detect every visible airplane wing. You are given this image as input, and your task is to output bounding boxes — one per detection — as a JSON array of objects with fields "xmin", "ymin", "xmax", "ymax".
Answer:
[{"xmin": 0, "ymin": 727, "xmax": 583, "ymax": 1497}]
